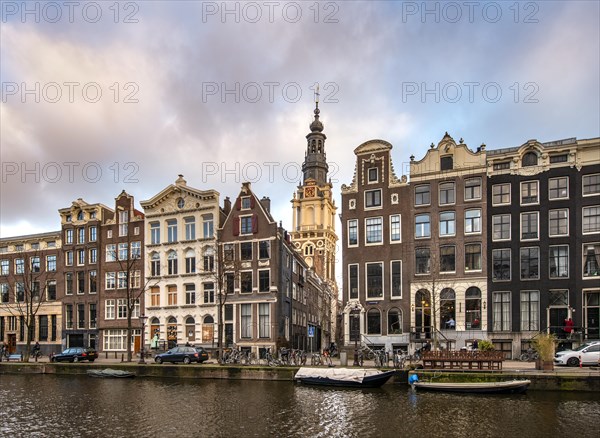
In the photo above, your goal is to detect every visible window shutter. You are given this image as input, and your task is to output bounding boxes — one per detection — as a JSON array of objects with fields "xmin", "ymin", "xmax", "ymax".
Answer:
[
  {"xmin": 236, "ymin": 198, "xmax": 241, "ymax": 210},
  {"xmin": 233, "ymin": 217, "xmax": 240, "ymax": 236},
  {"xmin": 250, "ymin": 197, "xmax": 255, "ymax": 208},
  {"xmin": 252, "ymin": 214, "xmax": 258, "ymax": 233}
]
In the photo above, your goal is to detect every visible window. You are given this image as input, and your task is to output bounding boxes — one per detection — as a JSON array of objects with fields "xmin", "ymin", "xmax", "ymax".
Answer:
[
  {"xmin": 440, "ymin": 246, "xmax": 455, "ymax": 273},
  {"xmin": 150, "ymin": 286, "xmax": 160, "ymax": 307},
  {"xmin": 521, "ymin": 181, "xmax": 539, "ymax": 204},
  {"xmin": 440, "ymin": 155, "xmax": 453, "ymax": 171},
  {"xmin": 134, "ymin": 226, "xmax": 140, "ymax": 235},
  {"xmin": 464, "ymin": 178, "xmax": 482, "ymax": 200},
  {"xmin": 104, "ymin": 300, "xmax": 115, "ymax": 319},
  {"xmin": 465, "ymin": 287, "xmax": 481, "ymax": 329},
  {"xmin": 549, "ymin": 209, "xmax": 568, "ymax": 236},
  {"xmin": 89, "ymin": 248, "xmax": 97, "ymax": 264},
  {"xmin": 465, "ymin": 244, "xmax": 482, "ymax": 271},
  {"xmin": 522, "ymin": 152, "xmax": 538, "ymax": 167},
  {"xmin": 130, "ymin": 270, "xmax": 140, "ymax": 289},
  {"xmin": 0, "ymin": 260, "xmax": 8, "ymax": 275},
  {"xmin": 167, "ymin": 251, "xmax": 178, "ymax": 275},
  {"xmin": 583, "ymin": 206, "xmax": 600, "ymax": 234},
  {"xmin": 388, "ymin": 308, "xmax": 402, "ymax": 334},
  {"xmin": 240, "ymin": 216, "xmax": 253, "ymax": 235},
  {"xmin": 415, "ymin": 248, "xmax": 430, "ymax": 274},
  {"xmin": 77, "ymin": 249, "xmax": 85, "ymax": 265},
  {"xmin": 117, "ymin": 271, "xmax": 127, "ymax": 289},
  {"xmin": 29, "ymin": 256, "xmax": 40, "ymax": 273},
  {"xmin": 117, "ymin": 299, "xmax": 127, "ymax": 319},
  {"xmin": 89, "ymin": 271, "xmax": 97, "ymax": 294},
  {"xmin": 348, "ymin": 264, "xmax": 358, "ymax": 299},
  {"xmin": 415, "ymin": 185, "xmax": 430, "ymax": 206},
  {"xmin": 167, "ymin": 285, "xmax": 177, "ymax": 305},
  {"xmin": 549, "ymin": 177, "xmax": 569, "ymax": 200},
  {"xmin": 583, "ymin": 174, "xmax": 600, "ymax": 196},
  {"xmin": 390, "ymin": 261, "xmax": 401, "ymax": 298},
  {"xmin": 203, "ymin": 282, "xmax": 214, "ymax": 303},
  {"xmin": 367, "ymin": 167, "xmax": 378, "ymax": 183},
  {"xmin": 492, "ymin": 214, "xmax": 511, "ymax": 241},
  {"xmin": 366, "ymin": 309, "xmax": 381, "ymax": 334},
  {"xmin": 0, "ymin": 283, "xmax": 8, "ymax": 303},
  {"xmin": 439, "ymin": 212, "xmax": 455, "ymax": 237},
  {"xmin": 241, "ymin": 197, "xmax": 251, "ymax": 210},
  {"xmin": 347, "ymin": 219, "xmax": 358, "ymax": 246},
  {"xmin": 439, "ymin": 182, "xmax": 455, "ymax": 205},
  {"xmin": 65, "ymin": 272, "xmax": 73, "ymax": 295},
  {"xmin": 259, "ymin": 303, "xmax": 270, "ymax": 338},
  {"xmin": 521, "ymin": 212, "xmax": 539, "ymax": 240},
  {"xmin": 259, "ymin": 270, "xmax": 270, "ymax": 292},
  {"xmin": 184, "ymin": 217, "xmax": 196, "ymax": 240},
  {"xmin": 106, "ymin": 272, "xmax": 116, "ymax": 289},
  {"xmin": 492, "ymin": 292, "xmax": 511, "ymax": 331},
  {"xmin": 167, "ymin": 219, "xmax": 178, "ymax": 243},
  {"xmin": 583, "ymin": 244, "xmax": 600, "ymax": 277},
  {"xmin": 46, "ymin": 280, "xmax": 56, "ymax": 300},
  {"xmin": 151, "ymin": 253, "xmax": 160, "ymax": 276},
  {"xmin": 131, "ymin": 242, "xmax": 141, "ymax": 259},
  {"xmin": 66, "ymin": 304, "xmax": 74, "ymax": 328},
  {"xmin": 259, "ymin": 240, "xmax": 270, "ymax": 259},
  {"xmin": 15, "ymin": 258, "xmax": 25, "ymax": 274},
  {"xmin": 150, "ymin": 222, "xmax": 160, "ymax": 244},
  {"xmin": 366, "ymin": 262, "xmax": 383, "ymax": 298},
  {"xmin": 203, "ymin": 249, "xmax": 214, "ymax": 272},
  {"xmin": 224, "ymin": 243, "xmax": 234, "ymax": 261},
  {"xmin": 240, "ymin": 242, "xmax": 252, "ymax": 260},
  {"xmin": 492, "ymin": 249, "xmax": 511, "ymax": 281},
  {"xmin": 106, "ymin": 244, "xmax": 116, "ymax": 262},
  {"xmin": 415, "ymin": 214, "xmax": 430, "ymax": 238},
  {"xmin": 89, "ymin": 304, "xmax": 97, "ymax": 329},
  {"xmin": 241, "ymin": 304, "xmax": 252, "ymax": 338},
  {"xmin": 225, "ymin": 273, "xmax": 234, "ymax": 294},
  {"xmin": 365, "ymin": 189, "xmax": 382, "ymax": 209},
  {"xmin": 77, "ymin": 271, "xmax": 85, "ymax": 294},
  {"xmin": 185, "ymin": 283, "xmax": 196, "ymax": 305},
  {"xmin": 107, "ymin": 230, "xmax": 112, "ymax": 238},
  {"xmin": 549, "ymin": 245, "xmax": 569, "ymax": 278},
  {"xmin": 39, "ymin": 315, "xmax": 48, "ymax": 341},
  {"xmin": 89, "ymin": 226, "xmax": 97, "ymax": 242},
  {"xmin": 465, "ymin": 209, "xmax": 481, "ymax": 234},
  {"xmin": 550, "ymin": 154, "xmax": 568, "ymax": 163},
  {"xmin": 520, "ymin": 247, "xmax": 539, "ymax": 280},
  {"xmin": 181, "ymin": 249, "xmax": 195, "ymax": 274},
  {"xmin": 240, "ymin": 271, "xmax": 253, "ymax": 293},
  {"xmin": 65, "ymin": 229, "xmax": 73, "ymax": 244},
  {"xmin": 65, "ymin": 251, "xmax": 73, "ymax": 266},
  {"xmin": 78, "ymin": 227, "xmax": 85, "ymax": 244},
  {"xmin": 365, "ymin": 217, "xmax": 383, "ymax": 244},
  {"xmin": 492, "ymin": 183, "xmax": 510, "ymax": 205},
  {"xmin": 203, "ymin": 214, "xmax": 214, "ymax": 238},
  {"xmin": 15, "ymin": 282, "xmax": 24, "ymax": 302},
  {"xmin": 390, "ymin": 215, "xmax": 401, "ymax": 242},
  {"xmin": 521, "ymin": 291, "xmax": 539, "ymax": 331}
]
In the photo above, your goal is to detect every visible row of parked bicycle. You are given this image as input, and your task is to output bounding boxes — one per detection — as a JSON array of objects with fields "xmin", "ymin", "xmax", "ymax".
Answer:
[{"xmin": 219, "ymin": 347, "xmax": 336, "ymax": 367}]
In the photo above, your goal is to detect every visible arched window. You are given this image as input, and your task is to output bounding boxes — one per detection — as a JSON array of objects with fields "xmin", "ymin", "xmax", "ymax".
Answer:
[
  {"xmin": 415, "ymin": 289, "xmax": 431, "ymax": 337},
  {"xmin": 466, "ymin": 287, "xmax": 482, "ymax": 329},
  {"xmin": 304, "ymin": 245, "xmax": 314, "ymax": 256},
  {"xmin": 185, "ymin": 249, "xmax": 196, "ymax": 274},
  {"xmin": 150, "ymin": 317, "xmax": 160, "ymax": 339},
  {"xmin": 366, "ymin": 308, "xmax": 381, "ymax": 335},
  {"xmin": 440, "ymin": 288, "xmax": 456, "ymax": 329},
  {"xmin": 150, "ymin": 252, "xmax": 160, "ymax": 276},
  {"xmin": 203, "ymin": 315, "xmax": 214, "ymax": 324},
  {"xmin": 167, "ymin": 250, "xmax": 178, "ymax": 275},
  {"xmin": 168, "ymin": 316, "xmax": 177, "ymax": 324},
  {"xmin": 186, "ymin": 317, "xmax": 195, "ymax": 342},
  {"xmin": 522, "ymin": 152, "xmax": 538, "ymax": 167},
  {"xmin": 311, "ymin": 139, "xmax": 316, "ymax": 153},
  {"xmin": 388, "ymin": 308, "xmax": 402, "ymax": 334},
  {"xmin": 202, "ymin": 315, "xmax": 214, "ymax": 343},
  {"xmin": 167, "ymin": 316, "xmax": 178, "ymax": 349}
]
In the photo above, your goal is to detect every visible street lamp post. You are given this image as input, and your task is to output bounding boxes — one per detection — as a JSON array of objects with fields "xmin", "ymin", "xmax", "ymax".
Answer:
[{"xmin": 138, "ymin": 314, "xmax": 148, "ymax": 364}]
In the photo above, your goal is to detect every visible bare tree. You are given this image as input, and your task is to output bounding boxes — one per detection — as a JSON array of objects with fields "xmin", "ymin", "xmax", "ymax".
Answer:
[{"xmin": 3, "ymin": 249, "xmax": 55, "ymax": 362}]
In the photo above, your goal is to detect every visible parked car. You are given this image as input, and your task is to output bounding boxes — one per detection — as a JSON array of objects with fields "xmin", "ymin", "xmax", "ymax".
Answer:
[
  {"xmin": 51, "ymin": 347, "xmax": 98, "ymax": 363},
  {"xmin": 194, "ymin": 347, "xmax": 209, "ymax": 363},
  {"xmin": 554, "ymin": 341, "xmax": 600, "ymax": 366},
  {"xmin": 154, "ymin": 346, "xmax": 202, "ymax": 364}
]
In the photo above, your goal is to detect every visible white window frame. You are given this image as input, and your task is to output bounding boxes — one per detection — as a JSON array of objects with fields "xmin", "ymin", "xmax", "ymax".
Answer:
[
  {"xmin": 492, "ymin": 183, "xmax": 511, "ymax": 206},
  {"xmin": 347, "ymin": 219, "xmax": 358, "ymax": 247},
  {"xmin": 582, "ymin": 206, "xmax": 600, "ymax": 234},
  {"xmin": 520, "ymin": 180, "xmax": 539, "ymax": 205},
  {"xmin": 464, "ymin": 209, "xmax": 482, "ymax": 235},
  {"xmin": 549, "ymin": 209, "xmax": 569, "ymax": 237},
  {"xmin": 390, "ymin": 215, "xmax": 401, "ymax": 243},
  {"xmin": 439, "ymin": 211, "xmax": 456, "ymax": 237},
  {"xmin": 520, "ymin": 211, "xmax": 539, "ymax": 241},
  {"xmin": 492, "ymin": 214, "xmax": 511, "ymax": 241},
  {"xmin": 365, "ymin": 261, "xmax": 384, "ymax": 300},
  {"xmin": 464, "ymin": 177, "xmax": 482, "ymax": 201},
  {"xmin": 582, "ymin": 174, "xmax": 600, "ymax": 197},
  {"xmin": 390, "ymin": 260, "xmax": 402, "ymax": 299},
  {"xmin": 364, "ymin": 216, "xmax": 383, "ymax": 245},
  {"xmin": 548, "ymin": 176, "xmax": 569, "ymax": 200},
  {"xmin": 439, "ymin": 182, "xmax": 455, "ymax": 206},
  {"xmin": 348, "ymin": 264, "xmax": 359, "ymax": 300},
  {"xmin": 364, "ymin": 189, "xmax": 382, "ymax": 209}
]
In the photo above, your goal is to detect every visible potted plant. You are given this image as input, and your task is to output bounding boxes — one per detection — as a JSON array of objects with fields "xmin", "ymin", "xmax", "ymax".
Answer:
[{"xmin": 532, "ymin": 333, "xmax": 556, "ymax": 371}]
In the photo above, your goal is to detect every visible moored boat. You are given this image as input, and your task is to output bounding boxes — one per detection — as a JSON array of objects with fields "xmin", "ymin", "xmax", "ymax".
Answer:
[
  {"xmin": 87, "ymin": 368, "xmax": 136, "ymax": 378},
  {"xmin": 295, "ymin": 367, "xmax": 396, "ymax": 388},
  {"xmin": 411, "ymin": 379, "xmax": 531, "ymax": 394}
]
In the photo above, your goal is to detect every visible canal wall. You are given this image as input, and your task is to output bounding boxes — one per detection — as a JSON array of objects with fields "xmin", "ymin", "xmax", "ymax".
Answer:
[{"xmin": 1, "ymin": 363, "xmax": 599, "ymax": 391}]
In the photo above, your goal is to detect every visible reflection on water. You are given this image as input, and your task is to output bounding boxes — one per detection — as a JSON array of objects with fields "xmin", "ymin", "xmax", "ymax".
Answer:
[{"xmin": 0, "ymin": 375, "xmax": 599, "ymax": 438}]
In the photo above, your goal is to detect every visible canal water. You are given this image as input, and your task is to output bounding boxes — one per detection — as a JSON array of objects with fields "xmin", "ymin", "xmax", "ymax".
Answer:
[{"xmin": 1, "ymin": 374, "xmax": 599, "ymax": 438}]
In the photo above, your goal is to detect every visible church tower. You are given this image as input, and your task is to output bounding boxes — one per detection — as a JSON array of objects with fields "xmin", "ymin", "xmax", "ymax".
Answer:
[{"xmin": 291, "ymin": 96, "xmax": 338, "ymax": 286}]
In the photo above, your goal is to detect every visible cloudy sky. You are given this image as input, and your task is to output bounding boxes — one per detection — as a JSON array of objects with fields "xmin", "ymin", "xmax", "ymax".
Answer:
[{"xmin": 1, "ymin": 1, "xmax": 599, "ymax": 266}]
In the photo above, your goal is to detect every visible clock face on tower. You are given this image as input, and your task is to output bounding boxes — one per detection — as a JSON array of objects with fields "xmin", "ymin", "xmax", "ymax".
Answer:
[{"xmin": 305, "ymin": 187, "xmax": 315, "ymax": 197}]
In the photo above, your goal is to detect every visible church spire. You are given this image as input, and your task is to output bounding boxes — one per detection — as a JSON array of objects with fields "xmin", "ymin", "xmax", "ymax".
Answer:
[{"xmin": 302, "ymin": 93, "xmax": 328, "ymax": 185}]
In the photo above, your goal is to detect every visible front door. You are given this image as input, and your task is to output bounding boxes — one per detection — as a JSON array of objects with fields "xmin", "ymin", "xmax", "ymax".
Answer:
[
  {"xmin": 549, "ymin": 307, "xmax": 568, "ymax": 337},
  {"xmin": 8, "ymin": 333, "xmax": 16, "ymax": 353},
  {"xmin": 133, "ymin": 335, "xmax": 141, "ymax": 353}
]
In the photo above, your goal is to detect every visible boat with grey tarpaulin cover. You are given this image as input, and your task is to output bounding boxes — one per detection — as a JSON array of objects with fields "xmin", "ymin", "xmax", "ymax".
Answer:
[
  {"xmin": 294, "ymin": 367, "xmax": 396, "ymax": 388},
  {"xmin": 87, "ymin": 368, "xmax": 136, "ymax": 378}
]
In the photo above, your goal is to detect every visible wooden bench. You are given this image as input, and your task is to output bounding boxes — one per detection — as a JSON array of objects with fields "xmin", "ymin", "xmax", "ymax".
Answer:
[{"xmin": 422, "ymin": 351, "xmax": 503, "ymax": 370}]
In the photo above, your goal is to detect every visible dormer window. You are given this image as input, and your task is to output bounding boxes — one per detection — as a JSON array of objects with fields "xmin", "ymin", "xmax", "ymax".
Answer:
[
  {"xmin": 77, "ymin": 211, "xmax": 84, "ymax": 221},
  {"xmin": 522, "ymin": 152, "xmax": 538, "ymax": 167},
  {"xmin": 368, "ymin": 167, "xmax": 378, "ymax": 183},
  {"xmin": 66, "ymin": 215, "xmax": 72, "ymax": 222},
  {"xmin": 440, "ymin": 156, "xmax": 453, "ymax": 171}
]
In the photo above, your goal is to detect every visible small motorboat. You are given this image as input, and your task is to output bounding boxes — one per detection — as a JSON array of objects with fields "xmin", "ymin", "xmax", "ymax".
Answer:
[
  {"xmin": 87, "ymin": 368, "xmax": 136, "ymax": 378},
  {"xmin": 295, "ymin": 367, "xmax": 396, "ymax": 388},
  {"xmin": 410, "ymin": 378, "xmax": 531, "ymax": 394}
]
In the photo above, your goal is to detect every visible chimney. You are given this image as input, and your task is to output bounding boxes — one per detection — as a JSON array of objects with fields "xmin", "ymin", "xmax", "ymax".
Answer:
[
  {"xmin": 223, "ymin": 197, "xmax": 231, "ymax": 215},
  {"xmin": 260, "ymin": 196, "xmax": 271, "ymax": 213}
]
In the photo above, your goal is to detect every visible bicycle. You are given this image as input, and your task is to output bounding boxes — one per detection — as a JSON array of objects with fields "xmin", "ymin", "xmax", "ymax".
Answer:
[{"xmin": 519, "ymin": 348, "xmax": 539, "ymax": 362}]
